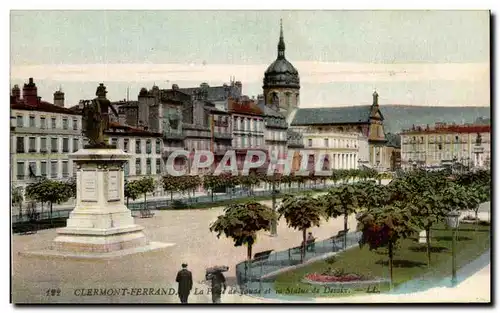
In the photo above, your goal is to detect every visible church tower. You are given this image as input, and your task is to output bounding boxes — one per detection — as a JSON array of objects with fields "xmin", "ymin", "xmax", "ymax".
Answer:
[{"xmin": 263, "ymin": 19, "xmax": 300, "ymax": 120}]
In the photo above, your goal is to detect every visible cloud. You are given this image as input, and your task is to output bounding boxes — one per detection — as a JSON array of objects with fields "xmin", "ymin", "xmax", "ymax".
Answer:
[{"xmin": 10, "ymin": 62, "xmax": 489, "ymax": 85}]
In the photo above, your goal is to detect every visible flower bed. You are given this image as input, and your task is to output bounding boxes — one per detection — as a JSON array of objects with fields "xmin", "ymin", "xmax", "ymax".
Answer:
[{"xmin": 302, "ymin": 268, "xmax": 390, "ymax": 286}]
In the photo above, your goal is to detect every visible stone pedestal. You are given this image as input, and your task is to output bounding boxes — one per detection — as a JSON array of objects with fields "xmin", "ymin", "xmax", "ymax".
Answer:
[{"xmin": 21, "ymin": 148, "xmax": 173, "ymax": 259}]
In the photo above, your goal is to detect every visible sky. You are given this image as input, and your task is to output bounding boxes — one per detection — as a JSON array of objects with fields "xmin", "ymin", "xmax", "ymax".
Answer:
[{"xmin": 9, "ymin": 10, "xmax": 490, "ymax": 107}]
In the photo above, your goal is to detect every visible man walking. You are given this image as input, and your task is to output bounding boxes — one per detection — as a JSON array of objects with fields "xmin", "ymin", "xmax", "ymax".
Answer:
[
  {"xmin": 176, "ymin": 263, "xmax": 193, "ymax": 304},
  {"xmin": 207, "ymin": 270, "xmax": 227, "ymax": 303}
]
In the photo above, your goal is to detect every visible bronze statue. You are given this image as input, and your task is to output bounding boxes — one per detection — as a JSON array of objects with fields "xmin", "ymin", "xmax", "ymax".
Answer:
[{"xmin": 81, "ymin": 83, "xmax": 119, "ymax": 148}]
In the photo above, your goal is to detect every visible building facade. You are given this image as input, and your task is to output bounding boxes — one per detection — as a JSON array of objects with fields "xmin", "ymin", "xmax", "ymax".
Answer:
[
  {"xmin": 10, "ymin": 78, "xmax": 83, "ymax": 189},
  {"xmin": 290, "ymin": 91, "xmax": 390, "ymax": 170},
  {"xmin": 400, "ymin": 123, "xmax": 491, "ymax": 170},
  {"xmin": 295, "ymin": 126, "xmax": 359, "ymax": 170},
  {"xmin": 228, "ymin": 97, "xmax": 268, "ymax": 171}
]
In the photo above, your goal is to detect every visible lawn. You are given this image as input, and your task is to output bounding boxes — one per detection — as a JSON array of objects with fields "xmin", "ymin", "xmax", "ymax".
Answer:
[{"xmin": 273, "ymin": 222, "xmax": 490, "ymax": 297}]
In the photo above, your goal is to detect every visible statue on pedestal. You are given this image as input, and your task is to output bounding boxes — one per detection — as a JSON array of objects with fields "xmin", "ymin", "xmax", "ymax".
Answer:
[
  {"xmin": 82, "ymin": 83, "xmax": 119, "ymax": 148},
  {"xmin": 475, "ymin": 133, "xmax": 482, "ymax": 146}
]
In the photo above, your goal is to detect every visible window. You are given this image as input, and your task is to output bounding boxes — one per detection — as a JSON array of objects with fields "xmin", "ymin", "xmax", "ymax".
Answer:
[
  {"xmin": 135, "ymin": 158, "xmax": 141, "ymax": 175},
  {"xmin": 146, "ymin": 158, "xmax": 151, "ymax": 175},
  {"xmin": 111, "ymin": 138, "xmax": 118, "ymax": 148},
  {"xmin": 73, "ymin": 138, "xmax": 79, "ymax": 152},
  {"xmin": 40, "ymin": 137, "xmax": 47, "ymax": 152},
  {"xmin": 41, "ymin": 161, "xmax": 47, "ymax": 177},
  {"xmin": 135, "ymin": 140, "xmax": 141, "ymax": 154},
  {"xmin": 16, "ymin": 162, "xmax": 25, "ymax": 180},
  {"xmin": 324, "ymin": 138, "xmax": 329, "ymax": 147},
  {"xmin": 51, "ymin": 138, "xmax": 58, "ymax": 153},
  {"xmin": 233, "ymin": 117, "xmax": 237, "ymax": 130},
  {"xmin": 62, "ymin": 161, "xmax": 69, "ymax": 178},
  {"xmin": 72, "ymin": 161, "xmax": 77, "ymax": 177},
  {"xmin": 63, "ymin": 138, "xmax": 69, "ymax": 152},
  {"xmin": 16, "ymin": 137, "xmax": 24, "ymax": 153},
  {"xmin": 455, "ymin": 135, "xmax": 459, "ymax": 142},
  {"xmin": 308, "ymin": 139, "xmax": 313, "ymax": 147},
  {"xmin": 438, "ymin": 143, "xmax": 443, "ymax": 151},
  {"xmin": 156, "ymin": 139, "xmax": 161, "ymax": 154},
  {"xmin": 51, "ymin": 161, "xmax": 58, "ymax": 178},
  {"xmin": 156, "ymin": 158, "xmax": 161, "ymax": 174},
  {"xmin": 29, "ymin": 162, "xmax": 36, "ymax": 177},
  {"xmin": 146, "ymin": 140, "xmax": 152, "ymax": 154},
  {"xmin": 29, "ymin": 137, "xmax": 36, "ymax": 152},
  {"xmin": 62, "ymin": 118, "xmax": 68, "ymax": 130},
  {"xmin": 73, "ymin": 119, "xmax": 78, "ymax": 130},
  {"xmin": 16, "ymin": 115, "xmax": 23, "ymax": 128},
  {"xmin": 51, "ymin": 117, "xmax": 56, "ymax": 129},
  {"xmin": 123, "ymin": 139, "xmax": 129, "ymax": 152},
  {"xmin": 124, "ymin": 161, "xmax": 129, "ymax": 177},
  {"xmin": 29, "ymin": 115, "xmax": 35, "ymax": 127},
  {"xmin": 40, "ymin": 117, "xmax": 46, "ymax": 129}
]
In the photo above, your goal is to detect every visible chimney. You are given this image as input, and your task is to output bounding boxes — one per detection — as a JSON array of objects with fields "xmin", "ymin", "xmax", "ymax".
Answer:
[
  {"xmin": 11, "ymin": 85, "xmax": 21, "ymax": 101},
  {"xmin": 22, "ymin": 77, "xmax": 38, "ymax": 105},
  {"xmin": 53, "ymin": 88, "xmax": 65, "ymax": 107}
]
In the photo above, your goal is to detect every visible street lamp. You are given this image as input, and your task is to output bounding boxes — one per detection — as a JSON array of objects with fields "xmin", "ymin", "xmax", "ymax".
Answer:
[{"xmin": 445, "ymin": 209, "xmax": 461, "ymax": 287}]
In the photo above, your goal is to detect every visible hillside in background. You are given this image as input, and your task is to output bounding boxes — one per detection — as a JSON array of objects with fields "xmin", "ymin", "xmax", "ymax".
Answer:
[{"xmin": 379, "ymin": 105, "xmax": 491, "ymax": 133}]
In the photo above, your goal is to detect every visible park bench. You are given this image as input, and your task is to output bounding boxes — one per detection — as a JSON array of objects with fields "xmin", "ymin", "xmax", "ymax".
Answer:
[
  {"xmin": 329, "ymin": 229, "xmax": 349, "ymax": 251},
  {"xmin": 139, "ymin": 208, "xmax": 155, "ymax": 218},
  {"xmin": 252, "ymin": 249, "xmax": 274, "ymax": 263}
]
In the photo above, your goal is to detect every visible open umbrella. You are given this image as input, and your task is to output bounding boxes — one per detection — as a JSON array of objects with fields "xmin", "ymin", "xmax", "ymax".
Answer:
[{"xmin": 205, "ymin": 265, "xmax": 229, "ymax": 280}]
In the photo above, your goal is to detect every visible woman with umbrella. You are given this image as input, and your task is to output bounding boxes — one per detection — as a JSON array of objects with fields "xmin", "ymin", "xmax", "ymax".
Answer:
[{"xmin": 205, "ymin": 266, "xmax": 229, "ymax": 303}]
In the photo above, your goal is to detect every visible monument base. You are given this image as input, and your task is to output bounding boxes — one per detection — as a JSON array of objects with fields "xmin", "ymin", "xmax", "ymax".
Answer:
[
  {"xmin": 19, "ymin": 241, "xmax": 175, "ymax": 260},
  {"xmin": 53, "ymin": 225, "xmax": 148, "ymax": 253},
  {"xmin": 20, "ymin": 148, "xmax": 175, "ymax": 259}
]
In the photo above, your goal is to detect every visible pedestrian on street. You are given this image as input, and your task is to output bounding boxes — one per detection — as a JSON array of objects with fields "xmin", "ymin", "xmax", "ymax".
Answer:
[
  {"xmin": 176, "ymin": 263, "xmax": 193, "ymax": 304},
  {"xmin": 207, "ymin": 271, "xmax": 227, "ymax": 303}
]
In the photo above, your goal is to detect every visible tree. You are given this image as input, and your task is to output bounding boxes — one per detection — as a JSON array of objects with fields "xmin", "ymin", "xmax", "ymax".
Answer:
[
  {"xmin": 464, "ymin": 182, "xmax": 490, "ymax": 231},
  {"xmin": 356, "ymin": 202, "xmax": 418, "ymax": 288},
  {"xmin": 322, "ymin": 184, "xmax": 362, "ymax": 249},
  {"xmin": 409, "ymin": 190, "xmax": 448, "ymax": 267},
  {"xmin": 64, "ymin": 177, "xmax": 77, "ymax": 199},
  {"xmin": 277, "ymin": 193, "xmax": 325, "ymax": 263},
  {"xmin": 162, "ymin": 174, "xmax": 180, "ymax": 201},
  {"xmin": 25, "ymin": 178, "xmax": 72, "ymax": 224},
  {"xmin": 124, "ymin": 180, "xmax": 141, "ymax": 208},
  {"xmin": 135, "ymin": 177, "xmax": 156, "ymax": 210},
  {"xmin": 209, "ymin": 201, "xmax": 276, "ymax": 260},
  {"xmin": 12, "ymin": 185, "xmax": 24, "ymax": 218},
  {"xmin": 203, "ymin": 174, "xmax": 224, "ymax": 201}
]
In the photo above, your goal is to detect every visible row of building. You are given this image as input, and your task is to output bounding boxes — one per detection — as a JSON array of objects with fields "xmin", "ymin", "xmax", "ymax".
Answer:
[
  {"xmin": 13, "ymin": 20, "xmax": 489, "ymax": 194},
  {"xmin": 400, "ymin": 122, "xmax": 491, "ymax": 170}
]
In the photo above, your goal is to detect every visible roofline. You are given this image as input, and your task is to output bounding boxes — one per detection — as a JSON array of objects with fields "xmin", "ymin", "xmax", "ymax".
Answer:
[
  {"xmin": 11, "ymin": 104, "xmax": 81, "ymax": 116},
  {"xmin": 291, "ymin": 121, "xmax": 369, "ymax": 126}
]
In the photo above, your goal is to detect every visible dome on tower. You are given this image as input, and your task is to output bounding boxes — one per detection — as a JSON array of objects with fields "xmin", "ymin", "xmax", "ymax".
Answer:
[{"xmin": 263, "ymin": 20, "xmax": 300, "ymax": 89}]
